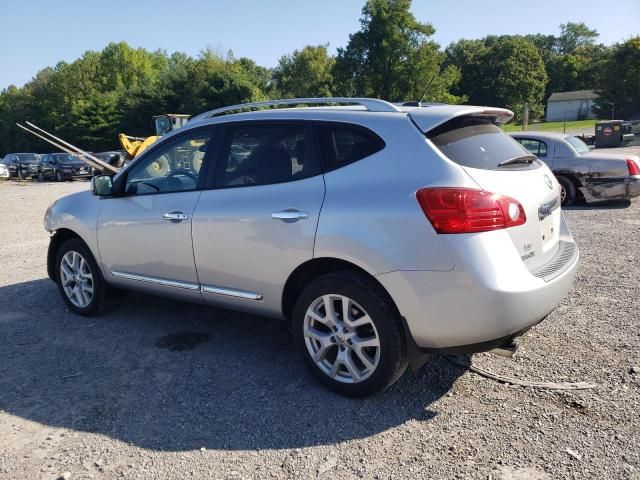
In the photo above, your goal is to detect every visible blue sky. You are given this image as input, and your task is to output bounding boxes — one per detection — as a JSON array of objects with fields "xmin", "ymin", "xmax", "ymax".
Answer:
[{"xmin": 1, "ymin": 0, "xmax": 638, "ymax": 89}]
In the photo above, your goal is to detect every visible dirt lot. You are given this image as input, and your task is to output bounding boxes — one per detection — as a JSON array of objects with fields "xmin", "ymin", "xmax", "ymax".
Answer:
[{"xmin": 0, "ymin": 166, "xmax": 639, "ymax": 479}]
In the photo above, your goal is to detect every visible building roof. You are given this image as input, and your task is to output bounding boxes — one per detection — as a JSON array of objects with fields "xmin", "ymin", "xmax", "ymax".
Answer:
[{"xmin": 548, "ymin": 90, "xmax": 599, "ymax": 102}]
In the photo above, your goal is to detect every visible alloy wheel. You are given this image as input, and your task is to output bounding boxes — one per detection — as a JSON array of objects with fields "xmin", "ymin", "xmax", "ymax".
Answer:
[
  {"xmin": 560, "ymin": 184, "xmax": 566, "ymax": 203},
  {"xmin": 303, "ymin": 294, "xmax": 381, "ymax": 384},
  {"xmin": 60, "ymin": 251, "xmax": 94, "ymax": 308}
]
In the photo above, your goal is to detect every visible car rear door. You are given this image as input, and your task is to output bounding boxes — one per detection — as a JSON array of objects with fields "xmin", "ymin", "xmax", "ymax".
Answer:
[
  {"xmin": 191, "ymin": 121, "xmax": 325, "ymax": 317},
  {"xmin": 97, "ymin": 126, "xmax": 217, "ymax": 301}
]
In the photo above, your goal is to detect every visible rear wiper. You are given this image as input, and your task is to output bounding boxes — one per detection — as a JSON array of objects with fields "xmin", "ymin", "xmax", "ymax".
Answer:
[{"xmin": 497, "ymin": 154, "xmax": 537, "ymax": 167}]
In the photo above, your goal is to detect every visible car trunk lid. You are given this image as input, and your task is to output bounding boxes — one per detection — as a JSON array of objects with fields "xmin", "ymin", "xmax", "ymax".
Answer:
[{"xmin": 421, "ymin": 113, "xmax": 562, "ymax": 271}]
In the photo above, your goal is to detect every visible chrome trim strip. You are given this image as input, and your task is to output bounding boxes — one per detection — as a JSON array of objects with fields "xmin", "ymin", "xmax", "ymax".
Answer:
[
  {"xmin": 201, "ymin": 284, "xmax": 263, "ymax": 301},
  {"xmin": 111, "ymin": 271, "xmax": 200, "ymax": 291}
]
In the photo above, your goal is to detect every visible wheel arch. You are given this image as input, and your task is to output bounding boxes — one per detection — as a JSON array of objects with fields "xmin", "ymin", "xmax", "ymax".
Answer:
[
  {"xmin": 281, "ymin": 257, "xmax": 400, "ymax": 321},
  {"xmin": 47, "ymin": 229, "xmax": 87, "ymax": 281},
  {"xmin": 554, "ymin": 171, "xmax": 584, "ymax": 200}
]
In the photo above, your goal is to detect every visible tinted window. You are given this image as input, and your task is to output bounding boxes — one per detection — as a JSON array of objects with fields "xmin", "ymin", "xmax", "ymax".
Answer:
[
  {"xmin": 518, "ymin": 139, "xmax": 547, "ymax": 157},
  {"xmin": 215, "ymin": 124, "xmax": 317, "ymax": 188},
  {"xmin": 125, "ymin": 129, "xmax": 212, "ymax": 195},
  {"xmin": 428, "ymin": 117, "xmax": 538, "ymax": 170},
  {"xmin": 54, "ymin": 154, "xmax": 76, "ymax": 163},
  {"xmin": 16, "ymin": 153, "xmax": 37, "ymax": 162},
  {"xmin": 565, "ymin": 136, "xmax": 589, "ymax": 155},
  {"xmin": 316, "ymin": 124, "xmax": 385, "ymax": 172}
]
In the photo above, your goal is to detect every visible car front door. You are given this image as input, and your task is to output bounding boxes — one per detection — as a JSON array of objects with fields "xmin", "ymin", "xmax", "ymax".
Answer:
[
  {"xmin": 191, "ymin": 122, "xmax": 325, "ymax": 317},
  {"xmin": 97, "ymin": 126, "xmax": 217, "ymax": 301}
]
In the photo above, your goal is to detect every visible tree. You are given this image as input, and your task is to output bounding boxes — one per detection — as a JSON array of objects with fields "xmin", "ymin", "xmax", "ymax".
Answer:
[
  {"xmin": 557, "ymin": 22, "xmax": 599, "ymax": 55},
  {"xmin": 446, "ymin": 36, "xmax": 547, "ymax": 119},
  {"xmin": 333, "ymin": 0, "xmax": 462, "ymax": 103},
  {"xmin": 273, "ymin": 45, "xmax": 335, "ymax": 98},
  {"xmin": 594, "ymin": 37, "xmax": 640, "ymax": 119}
]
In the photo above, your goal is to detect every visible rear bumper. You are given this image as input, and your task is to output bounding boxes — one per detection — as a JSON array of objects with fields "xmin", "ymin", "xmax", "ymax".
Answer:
[
  {"xmin": 377, "ymin": 227, "xmax": 579, "ymax": 350},
  {"xmin": 581, "ymin": 177, "xmax": 640, "ymax": 203}
]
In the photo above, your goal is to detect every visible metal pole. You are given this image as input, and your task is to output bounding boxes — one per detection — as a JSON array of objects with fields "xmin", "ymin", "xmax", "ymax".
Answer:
[
  {"xmin": 16, "ymin": 123, "xmax": 104, "ymax": 171},
  {"xmin": 24, "ymin": 121, "xmax": 118, "ymax": 173}
]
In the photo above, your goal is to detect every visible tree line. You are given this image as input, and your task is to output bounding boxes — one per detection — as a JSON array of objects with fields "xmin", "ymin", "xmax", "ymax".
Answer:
[{"xmin": 1, "ymin": 0, "xmax": 638, "ymax": 154}]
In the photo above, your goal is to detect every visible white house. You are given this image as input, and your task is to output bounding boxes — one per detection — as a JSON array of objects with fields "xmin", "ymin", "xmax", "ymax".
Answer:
[{"xmin": 546, "ymin": 90, "xmax": 599, "ymax": 122}]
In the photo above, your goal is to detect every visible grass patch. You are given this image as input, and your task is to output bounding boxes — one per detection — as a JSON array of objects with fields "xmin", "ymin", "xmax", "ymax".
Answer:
[{"xmin": 504, "ymin": 119, "xmax": 597, "ymax": 133}]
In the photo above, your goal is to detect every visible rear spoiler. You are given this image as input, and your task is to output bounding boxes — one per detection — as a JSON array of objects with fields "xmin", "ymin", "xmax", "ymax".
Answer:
[{"xmin": 408, "ymin": 106, "xmax": 514, "ymax": 133}]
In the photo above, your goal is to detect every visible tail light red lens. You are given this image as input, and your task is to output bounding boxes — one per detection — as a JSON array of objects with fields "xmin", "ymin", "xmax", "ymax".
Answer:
[
  {"xmin": 626, "ymin": 159, "xmax": 640, "ymax": 176},
  {"xmin": 416, "ymin": 188, "xmax": 526, "ymax": 234}
]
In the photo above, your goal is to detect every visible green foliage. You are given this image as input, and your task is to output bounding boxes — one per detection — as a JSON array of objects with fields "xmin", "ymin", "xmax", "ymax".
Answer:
[
  {"xmin": 446, "ymin": 36, "xmax": 547, "ymax": 119},
  {"xmin": 273, "ymin": 45, "xmax": 335, "ymax": 98},
  {"xmin": 333, "ymin": 0, "xmax": 463, "ymax": 103},
  {"xmin": 0, "ymin": 7, "xmax": 627, "ymax": 155},
  {"xmin": 593, "ymin": 37, "xmax": 640, "ymax": 119},
  {"xmin": 0, "ymin": 43, "xmax": 270, "ymax": 153}
]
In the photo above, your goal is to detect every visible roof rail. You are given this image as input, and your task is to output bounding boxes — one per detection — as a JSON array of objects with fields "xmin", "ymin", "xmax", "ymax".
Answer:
[{"xmin": 191, "ymin": 97, "xmax": 400, "ymax": 122}]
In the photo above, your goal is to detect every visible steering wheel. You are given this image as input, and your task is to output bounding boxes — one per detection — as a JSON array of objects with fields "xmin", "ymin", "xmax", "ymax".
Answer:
[{"xmin": 167, "ymin": 168, "xmax": 198, "ymax": 181}]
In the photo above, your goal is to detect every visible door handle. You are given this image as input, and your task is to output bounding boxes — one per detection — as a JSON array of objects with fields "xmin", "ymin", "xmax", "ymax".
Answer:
[
  {"xmin": 271, "ymin": 209, "xmax": 309, "ymax": 222},
  {"xmin": 163, "ymin": 211, "xmax": 189, "ymax": 222}
]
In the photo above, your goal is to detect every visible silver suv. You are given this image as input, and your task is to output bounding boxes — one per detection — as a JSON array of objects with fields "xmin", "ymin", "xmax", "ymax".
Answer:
[{"xmin": 44, "ymin": 98, "xmax": 579, "ymax": 397}]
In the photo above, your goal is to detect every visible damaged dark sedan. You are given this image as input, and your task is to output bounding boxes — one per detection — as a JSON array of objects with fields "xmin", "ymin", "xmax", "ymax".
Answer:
[{"xmin": 511, "ymin": 132, "xmax": 640, "ymax": 206}]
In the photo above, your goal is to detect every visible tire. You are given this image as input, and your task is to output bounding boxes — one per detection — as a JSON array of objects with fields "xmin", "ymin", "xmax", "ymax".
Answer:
[
  {"xmin": 292, "ymin": 271, "xmax": 408, "ymax": 397},
  {"xmin": 18, "ymin": 169, "xmax": 24, "ymax": 180},
  {"xmin": 55, "ymin": 238, "xmax": 109, "ymax": 316},
  {"xmin": 37, "ymin": 172, "xmax": 45, "ymax": 182},
  {"xmin": 56, "ymin": 171, "xmax": 64, "ymax": 182},
  {"xmin": 557, "ymin": 176, "xmax": 576, "ymax": 207}
]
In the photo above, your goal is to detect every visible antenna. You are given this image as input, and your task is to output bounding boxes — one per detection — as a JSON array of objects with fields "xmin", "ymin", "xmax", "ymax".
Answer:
[{"xmin": 417, "ymin": 73, "xmax": 438, "ymax": 106}]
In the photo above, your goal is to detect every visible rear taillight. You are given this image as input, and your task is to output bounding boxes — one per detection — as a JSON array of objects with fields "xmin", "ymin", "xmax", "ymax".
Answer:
[
  {"xmin": 626, "ymin": 159, "xmax": 640, "ymax": 176},
  {"xmin": 416, "ymin": 188, "xmax": 526, "ymax": 234}
]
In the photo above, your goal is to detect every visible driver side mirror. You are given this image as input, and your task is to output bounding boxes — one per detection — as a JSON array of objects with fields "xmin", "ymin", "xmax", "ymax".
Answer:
[{"xmin": 91, "ymin": 175, "xmax": 113, "ymax": 196}]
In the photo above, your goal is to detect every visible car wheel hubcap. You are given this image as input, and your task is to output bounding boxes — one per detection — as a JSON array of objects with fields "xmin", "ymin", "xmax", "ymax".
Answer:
[
  {"xmin": 560, "ymin": 184, "xmax": 566, "ymax": 202},
  {"xmin": 303, "ymin": 294, "xmax": 380, "ymax": 384},
  {"xmin": 60, "ymin": 251, "xmax": 94, "ymax": 308}
]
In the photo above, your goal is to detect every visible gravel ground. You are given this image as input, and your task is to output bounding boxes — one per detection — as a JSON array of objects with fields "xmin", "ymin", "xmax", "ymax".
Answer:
[{"xmin": 0, "ymin": 159, "xmax": 639, "ymax": 479}]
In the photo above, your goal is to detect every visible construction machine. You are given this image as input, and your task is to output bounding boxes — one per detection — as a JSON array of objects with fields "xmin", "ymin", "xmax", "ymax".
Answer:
[{"xmin": 118, "ymin": 114, "xmax": 191, "ymax": 159}]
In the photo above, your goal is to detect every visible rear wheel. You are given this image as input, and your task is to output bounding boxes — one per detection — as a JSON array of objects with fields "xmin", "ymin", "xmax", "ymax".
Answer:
[
  {"xmin": 557, "ymin": 176, "xmax": 576, "ymax": 206},
  {"xmin": 55, "ymin": 238, "xmax": 109, "ymax": 316},
  {"xmin": 292, "ymin": 271, "xmax": 407, "ymax": 397}
]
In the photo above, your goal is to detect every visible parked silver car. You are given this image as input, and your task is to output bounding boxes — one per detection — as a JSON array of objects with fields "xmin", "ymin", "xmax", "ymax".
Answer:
[
  {"xmin": 510, "ymin": 131, "xmax": 640, "ymax": 206},
  {"xmin": 44, "ymin": 98, "xmax": 579, "ymax": 396}
]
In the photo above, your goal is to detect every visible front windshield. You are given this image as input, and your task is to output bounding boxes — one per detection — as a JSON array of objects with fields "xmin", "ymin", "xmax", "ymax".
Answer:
[
  {"xmin": 565, "ymin": 136, "xmax": 590, "ymax": 155},
  {"xmin": 155, "ymin": 117, "xmax": 172, "ymax": 136},
  {"xmin": 16, "ymin": 153, "xmax": 37, "ymax": 161},
  {"xmin": 56, "ymin": 154, "xmax": 77, "ymax": 163}
]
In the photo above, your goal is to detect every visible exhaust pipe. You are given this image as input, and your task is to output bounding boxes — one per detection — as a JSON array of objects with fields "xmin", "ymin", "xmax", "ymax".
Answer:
[{"xmin": 488, "ymin": 338, "xmax": 519, "ymax": 358}]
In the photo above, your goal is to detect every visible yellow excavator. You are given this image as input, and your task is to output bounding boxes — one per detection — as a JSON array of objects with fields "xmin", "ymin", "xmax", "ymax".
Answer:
[{"xmin": 118, "ymin": 114, "xmax": 191, "ymax": 159}]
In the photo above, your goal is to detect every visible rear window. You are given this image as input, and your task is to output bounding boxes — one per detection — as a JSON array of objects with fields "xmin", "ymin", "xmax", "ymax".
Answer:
[
  {"xmin": 565, "ymin": 135, "xmax": 590, "ymax": 155},
  {"xmin": 316, "ymin": 123, "xmax": 385, "ymax": 172},
  {"xmin": 427, "ymin": 117, "xmax": 537, "ymax": 170}
]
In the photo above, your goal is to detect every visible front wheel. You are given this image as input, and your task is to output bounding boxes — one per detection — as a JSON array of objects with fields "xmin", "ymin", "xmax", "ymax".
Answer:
[
  {"xmin": 56, "ymin": 171, "xmax": 64, "ymax": 182},
  {"xmin": 292, "ymin": 271, "xmax": 408, "ymax": 397},
  {"xmin": 55, "ymin": 238, "xmax": 109, "ymax": 316}
]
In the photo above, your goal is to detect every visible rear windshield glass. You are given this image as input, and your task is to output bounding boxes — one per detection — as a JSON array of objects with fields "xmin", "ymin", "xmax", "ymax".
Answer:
[
  {"xmin": 427, "ymin": 117, "xmax": 536, "ymax": 170},
  {"xmin": 565, "ymin": 135, "xmax": 590, "ymax": 154}
]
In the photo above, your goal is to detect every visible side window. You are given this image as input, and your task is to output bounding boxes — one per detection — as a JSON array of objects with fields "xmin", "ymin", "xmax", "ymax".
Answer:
[
  {"xmin": 215, "ymin": 123, "xmax": 317, "ymax": 188},
  {"xmin": 518, "ymin": 139, "xmax": 547, "ymax": 158},
  {"xmin": 125, "ymin": 129, "xmax": 213, "ymax": 195},
  {"xmin": 316, "ymin": 123, "xmax": 385, "ymax": 172}
]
